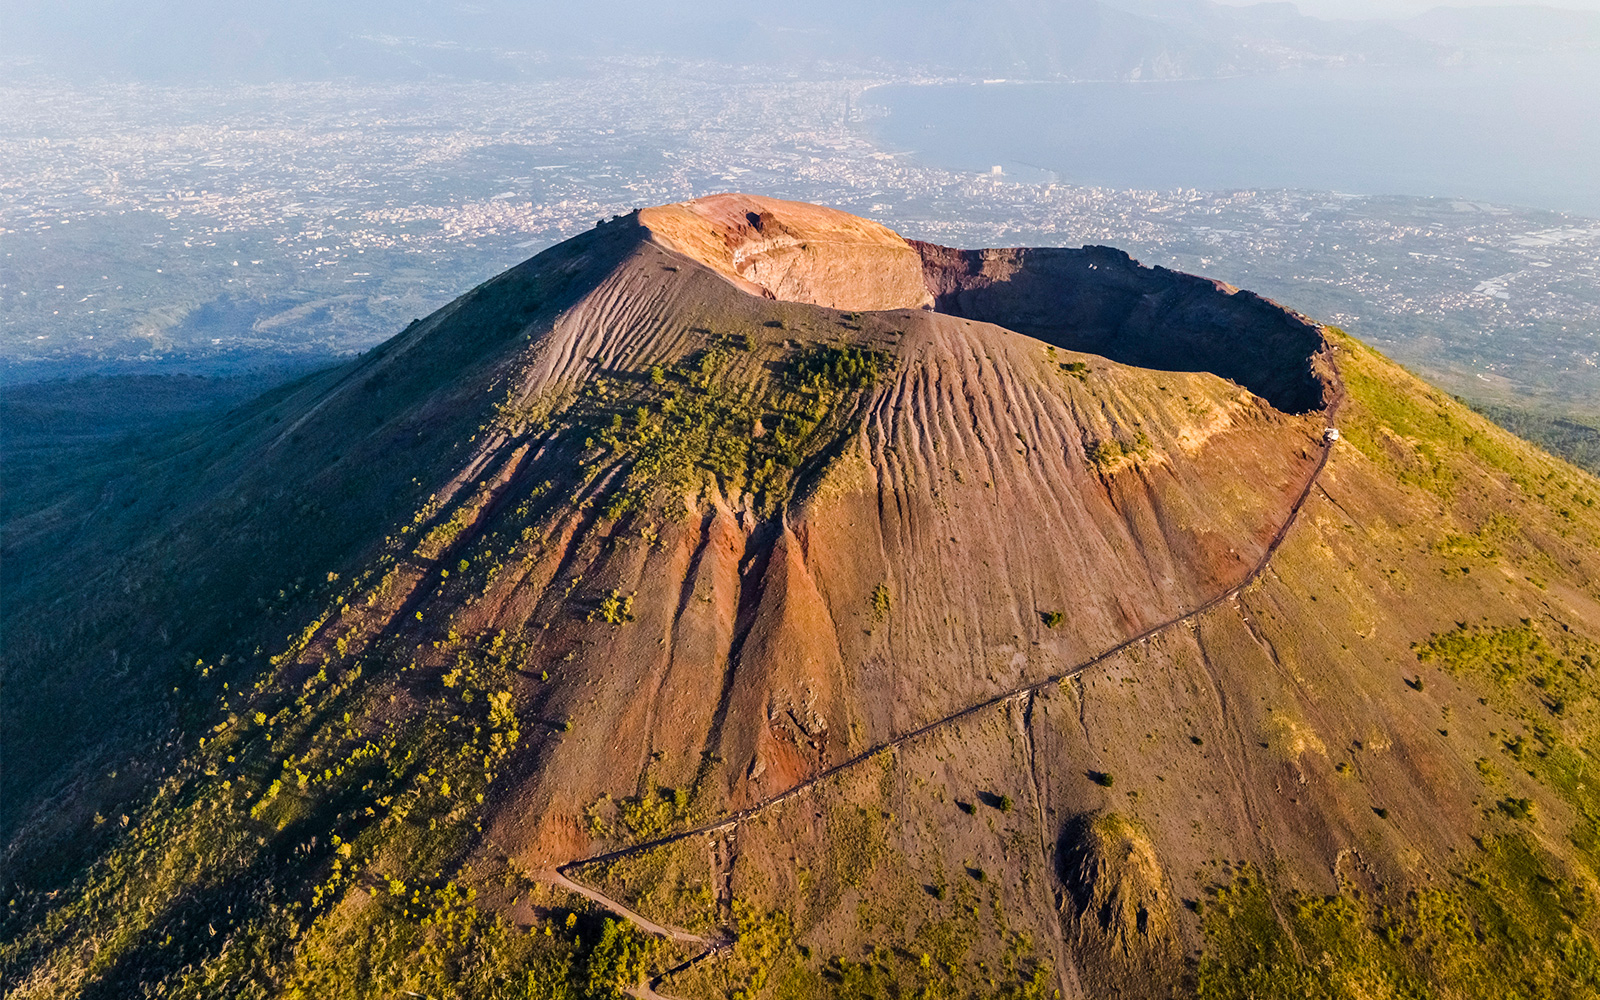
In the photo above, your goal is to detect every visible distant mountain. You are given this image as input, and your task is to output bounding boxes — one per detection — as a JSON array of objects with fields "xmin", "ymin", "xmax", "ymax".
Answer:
[
  {"xmin": 6, "ymin": 0, "xmax": 1593, "ymax": 82},
  {"xmin": 1401, "ymin": 4, "xmax": 1600, "ymax": 54},
  {"xmin": 5, "ymin": 195, "xmax": 1600, "ymax": 999}
]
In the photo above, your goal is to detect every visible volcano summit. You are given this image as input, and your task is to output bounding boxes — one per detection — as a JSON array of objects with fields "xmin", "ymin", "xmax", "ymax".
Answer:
[{"xmin": 5, "ymin": 196, "xmax": 1600, "ymax": 1000}]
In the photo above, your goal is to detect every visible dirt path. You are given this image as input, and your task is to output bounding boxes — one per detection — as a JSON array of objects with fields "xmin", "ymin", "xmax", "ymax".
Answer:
[
  {"xmin": 540, "ymin": 869, "xmax": 711, "ymax": 946},
  {"xmin": 557, "ymin": 365, "xmax": 1346, "ymax": 992},
  {"xmin": 536, "ymin": 870, "xmax": 729, "ymax": 1000}
]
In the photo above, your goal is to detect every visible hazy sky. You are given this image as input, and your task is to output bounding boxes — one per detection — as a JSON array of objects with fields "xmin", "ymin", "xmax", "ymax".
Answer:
[
  {"xmin": 4, "ymin": 0, "xmax": 1595, "ymax": 85},
  {"xmin": 1220, "ymin": 0, "xmax": 1600, "ymax": 16}
]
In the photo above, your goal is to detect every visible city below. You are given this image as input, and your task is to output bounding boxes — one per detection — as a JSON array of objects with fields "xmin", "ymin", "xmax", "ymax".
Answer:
[{"xmin": 2, "ymin": 68, "xmax": 1597, "ymax": 418}]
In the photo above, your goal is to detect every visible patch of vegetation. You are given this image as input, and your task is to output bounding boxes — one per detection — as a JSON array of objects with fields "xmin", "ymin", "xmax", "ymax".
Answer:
[
  {"xmin": 588, "ymin": 589, "xmax": 635, "ymax": 625},
  {"xmin": 0, "ymin": 613, "xmax": 554, "ymax": 997},
  {"xmin": 1414, "ymin": 621, "xmax": 1551, "ymax": 687},
  {"xmin": 677, "ymin": 897, "xmax": 1053, "ymax": 1000},
  {"xmin": 870, "ymin": 583, "xmax": 892, "ymax": 621},
  {"xmin": 1413, "ymin": 620, "xmax": 1600, "ymax": 863},
  {"xmin": 815, "ymin": 951, "xmax": 1053, "ymax": 1000},
  {"xmin": 1331, "ymin": 329, "xmax": 1600, "ymax": 513},
  {"xmin": 1430, "ymin": 513, "xmax": 1515, "ymax": 560},
  {"xmin": 792, "ymin": 343, "xmax": 889, "ymax": 395},
  {"xmin": 583, "ymin": 339, "xmax": 891, "ymax": 519},
  {"xmin": 1196, "ymin": 841, "xmax": 1600, "ymax": 1000},
  {"xmin": 296, "ymin": 898, "xmax": 659, "ymax": 1000},
  {"xmin": 414, "ymin": 498, "xmax": 485, "ymax": 561},
  {"xmin": 585, "ymin": 781, "xmax": 698, "ymax": 845},
  {"xmin": 1039, "ymin": 610, "xmax": 1064, "ymax": 629},
  {"xmin": 826, "ymin": 804, "xmax": 886, "ymax": 893},
  {"xmin": 695, "ymin": 902, "xmax": 804, "ymax": 999},
  {"xmin": 1468, "ymin": 400, "xmax": 1600, "ymax": 477},
  {"xmin": 282, "ymin": 876, "xmax": 662, "ymax": 1000},
  {"xmin": 1087, "ymin": 431, "xmax": 1151, "ymax": 471},
  {"xmin": 1498, "ymin": 796, "xmax": 1536, "ymax": 821}
]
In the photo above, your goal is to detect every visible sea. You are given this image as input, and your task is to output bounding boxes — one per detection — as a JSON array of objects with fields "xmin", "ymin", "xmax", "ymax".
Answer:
[{"xmin": 865, "ymin": 57, "xmax": 1600, "ymax": 218}]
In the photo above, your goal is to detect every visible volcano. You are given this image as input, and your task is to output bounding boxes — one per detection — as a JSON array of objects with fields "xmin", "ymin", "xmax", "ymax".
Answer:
[{"xmin": 5, "ymin": 195, "xmax": 1600, "ymax": 1000}]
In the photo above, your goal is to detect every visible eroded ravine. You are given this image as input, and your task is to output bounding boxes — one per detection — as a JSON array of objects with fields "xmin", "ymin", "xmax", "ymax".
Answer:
[{"xmin": 549, "ymin": 364, "xmax": 1344, "ymax": 995}]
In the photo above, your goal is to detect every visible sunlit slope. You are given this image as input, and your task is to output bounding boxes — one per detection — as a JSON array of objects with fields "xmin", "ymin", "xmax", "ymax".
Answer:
[
  {"xmin": 590, "ymin": 334, "xmax": 1600, "ymax": 1000},
  {"xmin": 3, "ymin": 197, "xmax": 1599, "ymax": 1000},
  {"xmin": 640, "ymin": 193, "xmax": 933, "ymax": 311}
]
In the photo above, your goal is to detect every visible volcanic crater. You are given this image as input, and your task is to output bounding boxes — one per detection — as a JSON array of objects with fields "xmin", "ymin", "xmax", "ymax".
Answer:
[{"xmin": 641, "ymin": 193, "xmax": 1333, "ymax": 414}]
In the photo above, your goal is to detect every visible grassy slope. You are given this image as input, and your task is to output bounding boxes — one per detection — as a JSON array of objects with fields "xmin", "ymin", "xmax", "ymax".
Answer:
[{"xmin": 1170, "ymin": 331, "xmax": 1600, "ymax": 998}]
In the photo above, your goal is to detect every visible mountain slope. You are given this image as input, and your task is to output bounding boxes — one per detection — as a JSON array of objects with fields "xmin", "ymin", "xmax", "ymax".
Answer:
[{"xmin": 4, "ymin": 195, "xmax": 1600, "ymax": 1000}]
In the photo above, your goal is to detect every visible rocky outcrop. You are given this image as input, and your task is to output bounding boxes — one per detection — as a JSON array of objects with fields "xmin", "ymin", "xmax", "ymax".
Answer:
[
  {"xmin": 1059, "ymin": 812, "xmax": 1182, "ymax": 995},
  {"xmin": 640, "ymin": 194, "xmax": 933, "ymax": 311}
]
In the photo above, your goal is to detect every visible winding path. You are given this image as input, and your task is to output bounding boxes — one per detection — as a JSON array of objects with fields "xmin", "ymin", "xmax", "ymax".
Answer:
[
  {"xmin": 542, "ymin": 870, "xmax": 713, "ymax": 946},
  {"xmin": 544, "ymin": 362, "xmax": 1347, "ymax": 995}
]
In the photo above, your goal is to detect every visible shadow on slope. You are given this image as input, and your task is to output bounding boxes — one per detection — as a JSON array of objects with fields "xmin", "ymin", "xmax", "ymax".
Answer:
[
  {"xmin": 0, "ymin": 217, "xmax": 647, "ymax": 842},
  {"xmin": 915, "ymin": 241, "xmax": 1330, "ymax": 414}
]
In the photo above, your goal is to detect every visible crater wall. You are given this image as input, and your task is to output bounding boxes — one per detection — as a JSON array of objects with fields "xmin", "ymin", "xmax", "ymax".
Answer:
[
  {"xmin": 914, "ymin": 241, "xmax": 1330, "ymax": 414},
  {"xmin": 637, "ymin": 193, "xmax": 1331, "ymax": 413}
]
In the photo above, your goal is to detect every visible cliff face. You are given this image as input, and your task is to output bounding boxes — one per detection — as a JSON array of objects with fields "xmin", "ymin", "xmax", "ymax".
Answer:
[
  {"xmin": 5, "ymin": 196, "xmax": 1600, "ymax": 1000},
  {"xmin": 640, "ymin": 194, "xmax": 933, "ymax": 311}
]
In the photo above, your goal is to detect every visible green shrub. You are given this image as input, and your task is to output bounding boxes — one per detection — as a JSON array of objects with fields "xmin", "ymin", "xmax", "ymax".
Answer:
[
  {"xmin": 590, "ymin": 590, "xmax": 635, "ymax": 625},
  {"xmin": 1497, "ymin": 796, "xmax": 1535, "ymax": 821},
  {"xmin": 870, "ymin": 583, "xmax": 891, "ymax": 620}
]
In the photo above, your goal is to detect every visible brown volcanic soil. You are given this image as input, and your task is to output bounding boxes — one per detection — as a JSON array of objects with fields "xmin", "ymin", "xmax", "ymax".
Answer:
[
  {"xmin": 449, "ymin": 205, "xmax": 1334, "ymax": 864},
  {"xmin": 6, "ymin": 195, "xmax": 1600, "ymax": 1000}
]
